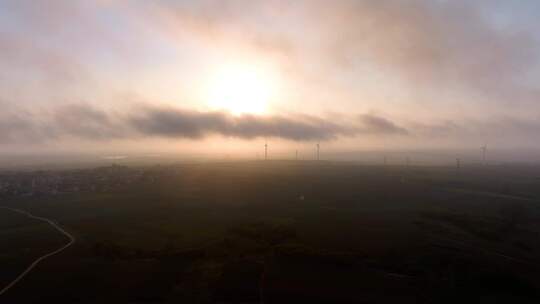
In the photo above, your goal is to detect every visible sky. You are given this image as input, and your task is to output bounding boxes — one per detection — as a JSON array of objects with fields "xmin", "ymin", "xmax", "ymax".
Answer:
[{"xmin": 1, "ymin": 0, "xmax": 540, "ymax": 160}]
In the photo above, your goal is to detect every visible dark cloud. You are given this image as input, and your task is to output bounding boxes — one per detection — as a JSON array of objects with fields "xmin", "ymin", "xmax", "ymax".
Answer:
[
  {"xmin": 224, "ymin": 114, "xmax": 351, "ymax": 140},
  {"xmin": 116, "ymin": 106, "xmax": 365, "ymax": 140},
  {"xmin": 53, "ymin": 104, "xmax": 127, "ymax": 140},
  {"xmin": 0, "ymin": 104, "xmax": 406, "ymax": 143},
  {"xmin": 358, "ymin": 114, "xmax": 408, "ymax": 135},
  {"xmin": 2, "ymin": 103, "xmax": 540, "ymax": 148},
  {"xmin": 0, "ymin": 115, "xmax": 39, "ymax": 143},
  {"xmin": 129, "ymin": 107, "xmax": 229, "ymax": 139}
]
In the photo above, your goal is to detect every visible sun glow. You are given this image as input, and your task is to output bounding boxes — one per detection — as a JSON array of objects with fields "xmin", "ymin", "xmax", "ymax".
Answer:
[{"xmin": 206, "ymin": 63, "xmax": 276, "ymax": 115}]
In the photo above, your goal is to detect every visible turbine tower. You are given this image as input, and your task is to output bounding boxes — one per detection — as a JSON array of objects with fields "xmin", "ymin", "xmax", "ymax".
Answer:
[
  {"xmin": 264, "ymin": 139, "xmax": 268, "ymax": 161},
  {"xmin": 296, "ymin": 150, "xmax": 298, "ymax": 161},
  {"xmin": 481, "ymin": 144, "xmax": 487, "ymax": 165},
  {"xmin": 316, "ymin": 142, "xmax": 320, "ymax": 161},
  {"xmin": 456, "ymin": 157, "xmax": 461, "ymax": 169}
]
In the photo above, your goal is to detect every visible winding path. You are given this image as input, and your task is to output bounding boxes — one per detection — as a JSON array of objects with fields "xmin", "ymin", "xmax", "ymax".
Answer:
[{"xmin": 0, "ymin": 206, "xmax": 75, "ymax": 297}]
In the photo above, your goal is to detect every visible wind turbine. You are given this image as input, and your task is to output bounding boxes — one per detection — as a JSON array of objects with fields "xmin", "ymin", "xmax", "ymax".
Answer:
[
  {"xmin": 481, "ymin": 144, "xmax": 487, "ymax": 165},
  {"xmin": 316, "ymin": 142, "xmax": 320, "ymax": 161},
  {"xmin": 264, "ymin": 138, "xmax": 268, "ymax": 161}
]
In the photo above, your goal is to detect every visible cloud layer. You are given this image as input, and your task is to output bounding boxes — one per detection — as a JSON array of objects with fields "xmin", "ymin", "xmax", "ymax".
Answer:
[
  {"xmin": 2, "ymin": 104, "xmax": 540, "ymax": 149},
  {"xmin": 1, "ymin": 1, "xmax": 540, "ymax": 153},
  {"xmin": 314, "ymin": 0, "xmax": 538, "ymax": 98},
  {"xmin": 142, "ymin": 0, "xmax": 540, "ymax": 107},
  {"xmin": 0, "ymin": 104, "xmax": 409, "ymax": 143}
]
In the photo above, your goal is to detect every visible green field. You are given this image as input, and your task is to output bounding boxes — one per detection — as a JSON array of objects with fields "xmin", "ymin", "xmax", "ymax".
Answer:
[{"xmin": 2, "ymin": 161, "xmax": 540, "ymax": 303}]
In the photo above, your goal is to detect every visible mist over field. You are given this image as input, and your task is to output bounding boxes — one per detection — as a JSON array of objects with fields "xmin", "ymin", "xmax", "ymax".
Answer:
[{"xmin": 2, "ymin": 1, "xmax": 540, "ymax": 303}]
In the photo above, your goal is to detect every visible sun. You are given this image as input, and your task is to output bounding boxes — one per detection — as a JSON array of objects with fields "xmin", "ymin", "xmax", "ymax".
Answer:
[{"xmin": 206, "ymin": 63, "xmax": 275, "ymax": 115}]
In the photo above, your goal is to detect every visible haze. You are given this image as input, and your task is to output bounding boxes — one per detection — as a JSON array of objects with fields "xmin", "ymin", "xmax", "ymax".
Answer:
[
  {"xmin": 1, "ymin": 0, "xmax": 540, "ymax": 162},
  {"xmin": 4, "ymin": 2, "xmax": 540, "ymax": 302}
]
